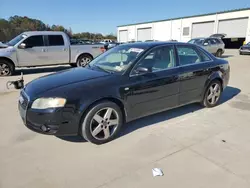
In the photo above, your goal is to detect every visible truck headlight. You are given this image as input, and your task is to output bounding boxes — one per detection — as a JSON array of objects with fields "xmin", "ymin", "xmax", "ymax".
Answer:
[{"xmin": 31, "ymin": 98, "xmax": 66, "ymax": 109}]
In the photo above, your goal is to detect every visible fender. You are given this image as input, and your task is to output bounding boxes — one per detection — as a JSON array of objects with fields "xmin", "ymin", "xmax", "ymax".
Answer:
[{"xmin": 201, "ymin": 71, "xmax": 223, "ymax": 100}]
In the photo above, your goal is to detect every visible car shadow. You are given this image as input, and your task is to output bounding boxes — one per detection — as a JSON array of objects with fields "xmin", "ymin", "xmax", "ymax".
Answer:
[
  {"xmin": 220, "ymin": 55, "xmax": 234, "ymax": 58},
  {"xmin": 56, "ymin": 86, "xmax": 241, "ymax": 143},
  {"xmin": 14, "ymin": 65, "xmax": 71, "ymax": 76}
]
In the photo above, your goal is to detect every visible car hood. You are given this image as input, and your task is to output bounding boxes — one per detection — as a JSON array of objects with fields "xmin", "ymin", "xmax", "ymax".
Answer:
[{"xmin": 24, "ymin": 67, "xmax": 110, "ymax": 97}]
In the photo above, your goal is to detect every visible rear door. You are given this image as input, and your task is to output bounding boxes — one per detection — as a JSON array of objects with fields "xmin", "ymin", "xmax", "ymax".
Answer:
[
  {"xmin": 209, "ymin": 38, "xmax": 219, "ymax": 54},
  {"xmin": 176, "ymin": 44, "xmax": 213, "ymax": 105},
  {"xmin": 45, "ymin": 34, "xmax": 70, "ymax": 65}
]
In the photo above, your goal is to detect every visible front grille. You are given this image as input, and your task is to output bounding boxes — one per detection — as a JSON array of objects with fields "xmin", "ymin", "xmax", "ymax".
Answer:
[{"xmin": 20, "ymin": 90, "xmax": 29, "ymax": 109}]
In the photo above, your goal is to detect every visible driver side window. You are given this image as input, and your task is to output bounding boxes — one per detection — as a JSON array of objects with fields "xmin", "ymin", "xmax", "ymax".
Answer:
[
  {"xmin": 22, "ymin": 35, "xmax": 44, "ymax": 47},
  {"xmin": 132, "ymin": 45, "xmax": 176, "ymax": 74}
]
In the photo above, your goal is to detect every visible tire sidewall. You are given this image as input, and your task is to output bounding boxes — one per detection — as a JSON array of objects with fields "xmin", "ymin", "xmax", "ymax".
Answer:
[
  {"xmin": 216, "ymin": 50, "xmax": 222, "ymax": 57},
  {"xmin": 203, "ymin": 80, "xmax": 222, "ymax": 108},
  {"xmin": 77, "ymin": 55, "xmax": 93, "ymax": 67},
  {"xmin": 81, "ymin": 101, "xmax": 123, "ymax": 144},
  {"xmin": 0, "ymin": 60, "xmax": 14, "ymax": 76}
]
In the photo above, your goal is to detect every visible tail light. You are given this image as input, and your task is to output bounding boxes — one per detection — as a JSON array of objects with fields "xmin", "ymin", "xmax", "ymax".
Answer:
[{"xmin": 100, "ymin": 47, "xmax": 106, "ymax": 53}]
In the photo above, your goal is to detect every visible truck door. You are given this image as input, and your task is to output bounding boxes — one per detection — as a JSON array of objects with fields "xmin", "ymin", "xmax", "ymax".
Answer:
[
  {"xmin": 45, "ymin": 34, "xmax": 70, "ymax": 65},
  {"xmin": 16, "ymin": 35, "xmax": 48, "ymax": 66}
]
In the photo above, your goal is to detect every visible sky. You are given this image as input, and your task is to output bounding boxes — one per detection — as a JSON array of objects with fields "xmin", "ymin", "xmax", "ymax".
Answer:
[{"xmin": 0, "ymin": 0, "xmax": 249, "ymax": 35}]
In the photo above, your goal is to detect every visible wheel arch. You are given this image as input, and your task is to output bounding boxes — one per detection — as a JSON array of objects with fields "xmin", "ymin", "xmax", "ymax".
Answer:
[
  {"xmin": 75, "ymin": 53, "xmax": 94, "ymax": 63},
  {"xmin": 0, "ymin": 57, "xmax": 16, "ymax": 68},
  {"xmin": 79, "ymin": 97, "xmax": 127, "ymax": 124},
  {"xmin": 201, "ymin": 72, "xmax": 223, "ymax": 101}
]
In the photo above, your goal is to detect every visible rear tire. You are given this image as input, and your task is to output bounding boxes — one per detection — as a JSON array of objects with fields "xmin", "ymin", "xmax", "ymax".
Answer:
[
  {"xmin": 80, "ymin": 101, "xmax": 123, "ymax": 144},
  {"xmin": 216, "ymin": 49, "xmax": 223, "ymax": 57},
  {"xmin": 0, "ymin": 59, "xmax": 15, "ymax": 76},
  {"xmin": 201, "ymin": 80, "xmax": 222, "ymax": 108},
  {"xmin": 77, "ymin": 54, "xmax": 93, "ymax": 67}
]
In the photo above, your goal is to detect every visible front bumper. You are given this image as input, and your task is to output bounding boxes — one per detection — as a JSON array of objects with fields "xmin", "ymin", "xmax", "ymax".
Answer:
[
  {"xmin": 18, "ymin": 93, "xmax": 80, "ymax": 136},
  {"xmin": 239, "ymin": 49, "xmax": 250, "ymax": 54}
]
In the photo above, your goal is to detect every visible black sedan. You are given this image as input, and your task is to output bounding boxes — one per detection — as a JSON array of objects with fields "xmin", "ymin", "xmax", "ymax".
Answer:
[
  {"xmin": 239, "ymin": 42, "xmax": 250, "ymax": 55},
  {"xmin": 18, "ymin": 42, "xmax": 230, "ymax": 144}
]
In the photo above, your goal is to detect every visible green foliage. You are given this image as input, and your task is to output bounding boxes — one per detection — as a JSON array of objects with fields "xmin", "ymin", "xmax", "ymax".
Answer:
[{"xmin": 0, "ymin": 15, "xmax": 116, "ymax": 42}]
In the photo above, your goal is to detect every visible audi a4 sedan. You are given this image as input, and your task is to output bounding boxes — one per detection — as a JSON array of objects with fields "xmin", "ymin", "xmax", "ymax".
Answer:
[{"xmin": 18, "ymin": 42, "xmax": 230, "ymax": 144}]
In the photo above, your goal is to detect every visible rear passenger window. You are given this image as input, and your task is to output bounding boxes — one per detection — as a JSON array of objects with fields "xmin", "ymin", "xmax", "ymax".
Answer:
[
  {"xmin": 176, "ymin": 46, "xmax": 202, "ymax": 66},
  {"xmin": 210, "ymin": 39, "xmax": 217, "ymax": 45},
  {"xmin": 48, "ymin": 35, "xmax": 64, "ymax": 46}
]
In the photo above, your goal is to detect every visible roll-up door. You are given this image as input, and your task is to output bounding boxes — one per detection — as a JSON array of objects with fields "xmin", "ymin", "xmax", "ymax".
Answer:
[
  {"xmin": 192, "ymin": 21, "xmax": 215, "ymax": 38},
  {"xmin": 119, "ymin": 30, "xmax": 128, "ymax": 42},
  {"xmin": 137, "ymin": 28, "xmax": 152, "ymax": 41},
  {"xmin": 218, "ymin": 18, "xmax": 248, "ymax": 38}
]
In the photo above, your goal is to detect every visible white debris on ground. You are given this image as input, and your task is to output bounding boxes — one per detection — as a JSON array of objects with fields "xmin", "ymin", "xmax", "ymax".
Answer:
[{"xmin": 152, "ymin": 168, "xmax": 164, "ymax": 177}]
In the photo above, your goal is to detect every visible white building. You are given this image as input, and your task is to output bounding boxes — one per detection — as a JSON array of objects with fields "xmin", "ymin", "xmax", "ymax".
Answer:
[{"xmin": 117, "ymin": 8, "xmax": 250, "ymax": 48}]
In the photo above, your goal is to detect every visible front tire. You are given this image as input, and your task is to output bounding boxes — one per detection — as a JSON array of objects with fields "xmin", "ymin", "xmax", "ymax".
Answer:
[
  {"xmin": 202, "ymin": 80, "xmax": 222, "ymax": 108},
  {"xmin": 0, "ymin": 59, "xmax": 15, "ymax": 76},
  {"xmin": 80, "ymin": 101, "xmax": 123, "ymax": 144},
  {"xmin": 77, "ymin": 54, "xmax": 93, "ymax": 67}
]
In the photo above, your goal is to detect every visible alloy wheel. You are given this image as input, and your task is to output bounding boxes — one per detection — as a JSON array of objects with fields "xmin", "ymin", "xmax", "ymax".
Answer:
[
  {"xmin": 207, "ymin": 83, "xmax": 221, "ymax": 105},
  {"xmin": 90, "ymin": 107, "xmax": 119, "ymax": 140},
  {"xmin": 0, "ymin": 63, "xmax": 10, "ymax": 76},
  {"xmin": 79, "ymin": 57, "xmax": 91, "ymax": 67}
]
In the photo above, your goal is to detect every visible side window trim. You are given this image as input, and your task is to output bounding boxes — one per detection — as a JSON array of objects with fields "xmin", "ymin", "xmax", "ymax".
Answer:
[{"xmin": 129, "ymin": 44, "xmax": 177, "ymax": 77}]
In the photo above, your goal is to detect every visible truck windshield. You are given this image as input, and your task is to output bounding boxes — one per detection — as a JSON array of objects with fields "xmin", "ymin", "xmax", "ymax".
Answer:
[
  {"xmin": 89, "ymin": 45, "xmax": 147, "ymax": 73},
  {"xmin": 7, "ymin": 34, "xmax": 27, "ymax": 46}
]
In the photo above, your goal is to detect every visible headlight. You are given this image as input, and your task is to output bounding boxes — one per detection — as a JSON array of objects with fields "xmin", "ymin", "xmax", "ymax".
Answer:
[{"xmin": 31, "ymin": 98, "xmax": 66, "ymax": 109}]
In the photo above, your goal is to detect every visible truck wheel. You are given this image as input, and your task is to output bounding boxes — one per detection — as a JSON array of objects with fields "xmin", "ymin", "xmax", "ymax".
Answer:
[
  {"xmin": 0, "ymin": 59, "xmax": 15, "ymax": 76},
  {"xmin": 216, "ymin": 49, "xmax": 223, "ymax": 57},
  {"xmin": 77, "ymin": 54, "xmax": 93, "ymax": 67},
  {"xmin": 80, "ymin": 101, "xmax": 123, "ymax": 144}
]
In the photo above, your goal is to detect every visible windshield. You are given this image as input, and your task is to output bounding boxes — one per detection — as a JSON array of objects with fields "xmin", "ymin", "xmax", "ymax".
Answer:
[
  {"xmin": 188, "ymin": 39, "xmax": 205, "ymax": 45},
  {"xmin": 7, "ymin": 34, "xmax": 27, "ymax": 46},
  {"xmin": 89, "ymin": 45, "xmax": 147, "ymax": 73},
  {"xmin": 247, "ymin": 42, "xmax": 250, "ymax": 46}
]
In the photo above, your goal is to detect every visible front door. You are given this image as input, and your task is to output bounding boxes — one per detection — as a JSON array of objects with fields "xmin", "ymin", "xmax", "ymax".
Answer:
[
  {"xmin": 16, "ymin": 35, "xmax": 48, "ymax": 66},
  {"xmin": 125, "ymin": 45, "xmax": 180, "ymax": 120},
  {"xmin": 176, "ymin": 44, "xmax": 213, "ymax": 105}
]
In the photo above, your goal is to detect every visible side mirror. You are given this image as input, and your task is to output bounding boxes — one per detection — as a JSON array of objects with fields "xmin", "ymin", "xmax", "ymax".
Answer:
[
  {"xmin": 203, "ymin": 42, "xmax": 209, "ymax": 46},
  {"xmin": 135, "ymin": 67, "xmax": 149, "ymax": 74},
  {"xmin": 19, "ymin": 43, "xmax": 26, "ymax": 49}
]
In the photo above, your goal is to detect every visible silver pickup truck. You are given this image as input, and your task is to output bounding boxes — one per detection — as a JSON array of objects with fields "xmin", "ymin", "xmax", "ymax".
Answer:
[{"xmin": 0, "ymin": 31, "xmax": 106, "ymax": 76}]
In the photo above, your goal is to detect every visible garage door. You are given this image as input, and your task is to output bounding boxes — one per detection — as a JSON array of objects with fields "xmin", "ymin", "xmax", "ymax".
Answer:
[
  {"xmin": 137, "ymin": 28, "xmax": 152, "ymax": 41},
  {"xmin": 119, "ymin": 30, "xmax": 128, "ymax": 42},
  {"xmin": 218, "ymin": 18, "xmax": 249, "ymax": 38},
  {"xmin": 192, "ymin": 21, "xmax": 215, "ymax": 38}
]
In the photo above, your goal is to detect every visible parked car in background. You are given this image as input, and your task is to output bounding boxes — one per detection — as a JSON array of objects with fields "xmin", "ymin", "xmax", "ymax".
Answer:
[
  {"xmin": 18, "ymin": 42, "xmax": 230, "ymax": 144},
  {"xmin": 239, "ymin": 42, "xmax": 250, "ymax": 55},
  {"xmin": 100, "ymin": 39, "xmax": 114, "ymax": 44},
  {"xmin": 188, "ymin": 36, "xmax": 225, "ymax": 57},
  {"xmin": 0, "ymin": 31, "xmax": 106, "ymax": 76}
]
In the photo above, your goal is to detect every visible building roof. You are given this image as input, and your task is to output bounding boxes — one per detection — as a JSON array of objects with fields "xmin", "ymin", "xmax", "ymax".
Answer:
[{"xmin": 117, "ymin": 7, "xmax": 250, "ymax": 27}]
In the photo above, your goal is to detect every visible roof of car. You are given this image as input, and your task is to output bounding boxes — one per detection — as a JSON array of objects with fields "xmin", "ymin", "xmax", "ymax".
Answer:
[
  {"xmin": 120, "ymin": 41, "xmax": 190, "ymax": 48},
  {"xmin": 23, "ymin": 31, "xmax": 66, "ymax": 36}
]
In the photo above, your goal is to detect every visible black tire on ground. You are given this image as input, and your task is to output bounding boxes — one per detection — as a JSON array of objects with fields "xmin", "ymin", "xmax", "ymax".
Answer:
[
  {"xmin": 69, "ymin": 63, "xmax": 77, "ymax": 67},
  {"xmin": 76, "ymin": 54, "xmax": 93, "ymax": 67},
  {"xmin": 216, "ymin": 49, "xmax": 223, "ymax": 57},
  {"xmin": 0, "ymin": 59, "xmax": 15, "ymax": 76},
  {"xmin": 80, "ymin": 101, "xmax": 123, "ymax": 144},
  {"xmin": 201, "ymin": 80, "xmax": 222, "ymax": 108}
]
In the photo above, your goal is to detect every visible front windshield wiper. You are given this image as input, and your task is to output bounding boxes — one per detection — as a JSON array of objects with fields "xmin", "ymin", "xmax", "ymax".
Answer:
[{"xmin": 93, "ymin": 65, "xmax": 114, "ymax": 74}]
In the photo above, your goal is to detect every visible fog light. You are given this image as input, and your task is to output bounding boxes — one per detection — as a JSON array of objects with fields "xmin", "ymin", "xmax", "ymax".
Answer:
[{"xmin": 41, "ymin": 125, "xmax": 50, "ymax": 132}]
